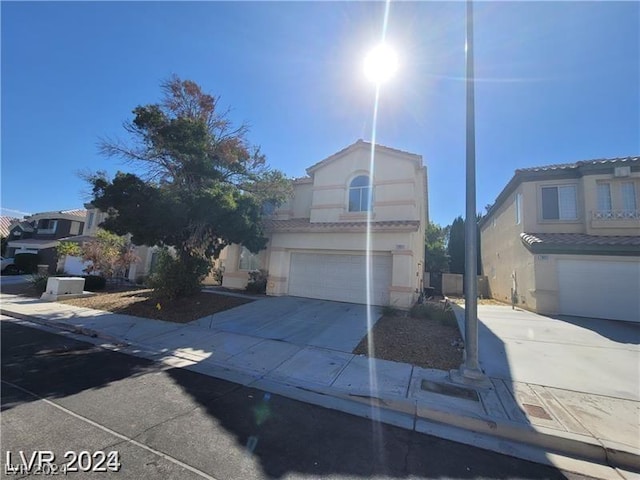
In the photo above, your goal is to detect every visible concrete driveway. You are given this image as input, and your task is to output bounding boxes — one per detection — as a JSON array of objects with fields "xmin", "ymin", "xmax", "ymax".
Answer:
[
  {"xmin": 191, "ymin": 296, "xmax": 380, "ymax": 353},
  {"xmin": 467, "ymin": 305, "xmax": 640, "ymax": 401}
]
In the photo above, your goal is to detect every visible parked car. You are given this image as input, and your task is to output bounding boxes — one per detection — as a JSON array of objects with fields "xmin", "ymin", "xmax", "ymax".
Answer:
[{"xmin": 1, "ymin": 256, "xmax": 19, "ymax": 274}]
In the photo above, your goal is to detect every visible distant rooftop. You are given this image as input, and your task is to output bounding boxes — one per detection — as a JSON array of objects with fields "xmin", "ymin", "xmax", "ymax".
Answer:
[
  {"xmin": 26, "ymin": 209, "xmax": 87, "ymax": 220},
  {"xmin": 0, "ymin": 216, "xmax": 18, "ymax": 238},
  {"xmin": 515, "ymin": 156, "xmax": 639, "ymax": 173}
]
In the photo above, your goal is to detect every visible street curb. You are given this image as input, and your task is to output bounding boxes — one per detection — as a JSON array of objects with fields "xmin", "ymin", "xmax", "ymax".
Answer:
[
  {"xmin": 2, "ymin": 309, "xmax": 638, "ymax": 477},
  {"xmin": 0, "ymin": 308, "xmax": 127, "ymax": 347}
]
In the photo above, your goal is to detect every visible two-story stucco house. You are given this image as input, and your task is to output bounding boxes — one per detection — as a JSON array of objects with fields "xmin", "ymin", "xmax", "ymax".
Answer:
[
  {"xmin": 220, "ymin": 140, "xmax": 428, "ymax": 308},
  {"xmin": 480, "ymin": 157, "xmax": 640, "ymax": 322},
  {"xmin": 59, "ymin": 205, "xmax": 160, "ymax": 282},
  {"xmin": 6, "ymin": 209, "xmax": 87, "ymax": 273}
]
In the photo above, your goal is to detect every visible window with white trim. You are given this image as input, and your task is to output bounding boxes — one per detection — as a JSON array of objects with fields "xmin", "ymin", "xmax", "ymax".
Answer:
[
  {"xmin": 597, "ymin": 183, "xmax": 612, "ymax": 211},
  {"xmin": 348, "ymin": 175, "xmax": 371, "ymax": 212},
  {"xmin": 621, "ymin": 182, "xmax": 637, "ymax": 212},
  {"xmin": 515, "ymin": 193, "xmax": 522, "ymax": 224},
  {"xmin": 239, "ymin": 246, "xmax": 260, "ymax": 270},
  {"xmin": 541, "ymin": 185, "xmax": 577, "ymax": 220}
]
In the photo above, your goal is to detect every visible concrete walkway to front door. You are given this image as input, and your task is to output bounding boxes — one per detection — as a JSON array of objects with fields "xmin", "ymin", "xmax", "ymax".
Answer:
[{"xmin": 190, "ymin": 295, "xmax": 381, "ymax": 352}]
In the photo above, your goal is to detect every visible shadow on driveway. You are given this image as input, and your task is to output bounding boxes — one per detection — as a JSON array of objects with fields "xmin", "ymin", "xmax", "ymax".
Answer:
[{"xmin": 2, "ymin": 321, "xmax": 569, "ymax": 479}]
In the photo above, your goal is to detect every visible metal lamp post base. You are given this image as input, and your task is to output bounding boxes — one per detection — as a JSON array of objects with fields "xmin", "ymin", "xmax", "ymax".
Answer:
[{"xmin": 449, "ymin": 366, "xmax": 492, "ymax": 389}]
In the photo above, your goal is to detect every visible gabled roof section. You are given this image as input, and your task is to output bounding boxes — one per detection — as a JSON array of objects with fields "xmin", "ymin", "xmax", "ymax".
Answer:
[
  {"xmin": 520, "ymin": 232, "xmax": 640, "ymax": 256},
  {"xmin": 9, "ymin": 221, "xmax": 35, "ymax": 233},
  {"xmin": 306, "ymin": 139, "xmax": 422, "ymax": 175},
  {"xmin": 480, "ymin": 156, "xmax": 639, "ymax": 227}
]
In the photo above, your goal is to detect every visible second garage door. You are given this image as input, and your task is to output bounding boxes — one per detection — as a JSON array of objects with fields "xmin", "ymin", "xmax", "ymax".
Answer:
[
  {"xmin": 288, "ymin": 252, "xmax": 392, "ymax": 305},
  {"xmin": 557, "ymin": 259, "xmax": 640, "ymax": 322}
]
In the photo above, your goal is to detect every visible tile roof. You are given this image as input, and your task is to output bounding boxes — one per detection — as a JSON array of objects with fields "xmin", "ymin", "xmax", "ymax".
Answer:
[
  {"xmin": 515, "ymin": 156, "xmax": 639, "ymax": 173},
  {"xmin": 521, "ymin": 233, "xmax": 640, "ymax": 247},
  {"xmin": 0, "ymin": 217, "xmax": 18, "ymax": 238},
  {"xmin": 263, "ymin": 218, "xmax": 420, "ymax": 232},
  {"xmin": 520, "ymin": 232, "xmax": 640, "ymax": 255},
  {"xmin": 27, "ymin": 209, "xmax": 87, "ymax": 221}
]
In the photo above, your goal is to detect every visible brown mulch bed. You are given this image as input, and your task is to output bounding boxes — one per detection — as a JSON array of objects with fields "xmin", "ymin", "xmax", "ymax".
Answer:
[
  {"xmin": 59, "ymin": 289, "xmax": 251, "ymax": 323},
  {"xmin": 353, "ymin": 314, "xmax": 463, "ymax": 371}
]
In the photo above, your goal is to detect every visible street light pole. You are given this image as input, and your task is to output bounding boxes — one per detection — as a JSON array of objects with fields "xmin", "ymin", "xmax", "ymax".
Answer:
[{"xmin": 453, "ymin": 0, "xmax": 488, "ymax": 386}]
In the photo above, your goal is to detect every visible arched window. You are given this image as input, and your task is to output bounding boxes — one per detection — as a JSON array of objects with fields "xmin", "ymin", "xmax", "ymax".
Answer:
[{"xmin": 348, "ymin": 175, "xmax": 371, "ymax": 212}]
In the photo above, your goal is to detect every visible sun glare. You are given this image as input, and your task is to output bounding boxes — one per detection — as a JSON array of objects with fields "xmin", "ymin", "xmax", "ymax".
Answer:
[{"xmin": 363, "ymin": 43, "xmax": 398, "ymax": 84}]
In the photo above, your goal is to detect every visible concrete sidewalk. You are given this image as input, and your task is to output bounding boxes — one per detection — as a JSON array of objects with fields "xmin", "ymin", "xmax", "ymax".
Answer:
[{"xmin": 1, "ymin": 293, "xmax": 638, "ymax": 479}]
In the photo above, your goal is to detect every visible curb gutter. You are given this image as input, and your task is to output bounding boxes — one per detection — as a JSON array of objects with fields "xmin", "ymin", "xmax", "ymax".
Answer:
[{"xmin": 1, "ymin": 308, "xmax": 638, "ymax": 477}]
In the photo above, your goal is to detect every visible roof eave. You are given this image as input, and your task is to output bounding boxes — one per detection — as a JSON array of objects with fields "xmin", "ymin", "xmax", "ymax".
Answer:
[{"xmin": 520, "ymin": 238, "xmax": 640, "ymax": 257}]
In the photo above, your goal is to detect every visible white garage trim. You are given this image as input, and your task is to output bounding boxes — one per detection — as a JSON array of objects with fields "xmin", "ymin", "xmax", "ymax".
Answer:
[
  {"xmin": 288, "ymin": 252, "xmax": 392, "ymax": 305},
  {"xmin": 557, "ymin": 258, "xmax": 640, "ymax": 322}
]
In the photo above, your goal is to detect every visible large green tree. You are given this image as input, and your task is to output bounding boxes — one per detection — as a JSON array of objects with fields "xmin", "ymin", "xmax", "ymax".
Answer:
[
  {"xmin": 425, "ymin": 221, "xmax": 449, "ymax": 273},
  {"xmin": 90, "ymin": 76, "xmax": 291, "ymax": 296}
]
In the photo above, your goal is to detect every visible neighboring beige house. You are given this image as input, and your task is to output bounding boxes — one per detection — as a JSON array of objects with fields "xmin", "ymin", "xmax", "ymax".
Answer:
[
  {"xmin": 221, "ymin": 140, "xmax": 428, "ymax": 308},
  {"xmin": 60, "ymin": 205, "xmax": 159, "ymax": 282},
  {"xmin": 480, "ymin": 156, "xmax": 640, "ymax": 322}
]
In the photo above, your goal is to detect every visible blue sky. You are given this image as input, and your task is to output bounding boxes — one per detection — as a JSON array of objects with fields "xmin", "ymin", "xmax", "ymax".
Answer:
[{"xmin": 2, "ymin": 1, "xmax": 638, "ymax": 226}]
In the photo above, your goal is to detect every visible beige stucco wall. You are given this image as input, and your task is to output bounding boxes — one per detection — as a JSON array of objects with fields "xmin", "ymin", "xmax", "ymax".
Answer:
[
  {"xmin": 481, "ymin": 185, "xmax": 537, "ymax": 309},
  {"xmin": 483, "ymin": 170, "xmax": 640, "ymax": 312},
  {"xmin": 220, "ymin": 243, "xmax": 268, "ymax": 290},
  {"xmin": 309, "ymin": 146, "xmax": 424, "ymax": 224},
  {"xmin": 83, "ymin": 208, "xmax": 108, "ymax": 237}
]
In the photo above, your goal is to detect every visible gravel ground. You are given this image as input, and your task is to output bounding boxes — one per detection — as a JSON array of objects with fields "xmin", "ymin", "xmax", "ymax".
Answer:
[
  {"xmin": 353, "ymin": 314, "xmax": 464, "ymax": 371},
  {"xmin": 59, "ymin": 288, "xmax": 251, "ymax": 323}
]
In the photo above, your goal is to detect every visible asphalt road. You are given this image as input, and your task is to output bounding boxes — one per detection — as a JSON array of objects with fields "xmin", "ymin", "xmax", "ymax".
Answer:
[{"xmin": 1, "ymin": 318, "xmax": 595, "ymax": 480}]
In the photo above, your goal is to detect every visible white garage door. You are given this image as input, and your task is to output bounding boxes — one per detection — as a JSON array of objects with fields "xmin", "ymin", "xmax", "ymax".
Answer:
[
  {"xmin": 557, "ymin": 259, "xmax": 640, "ymax": 322},
  {"xmin": 288, "ymin": 252, "xmax": 392, "ymax": 305}
]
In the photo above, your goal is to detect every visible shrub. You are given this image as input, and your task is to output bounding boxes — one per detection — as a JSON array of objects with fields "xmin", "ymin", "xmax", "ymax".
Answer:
[
  {"xmin": 29, "ymin": 273, "xmax": 49, "ymax": 295},
  {"xmin": 410, "ymin": 302, "xmax": 457, "ymax": 326},
  {"xmin": 83, "ymin": 275, "xmax": 107, "ymax": 292},
  {"xmin": 147, "ymin": 249, "xmax": 210, "ymax": 299},
  {"xmin": 381, "ymin": 305, "xmax": 401, "ymax": 317},
  {"xmin": 15, "ymin": 253, "xmax": 40, "ymax": 274},
  {"xmin": 245, "ymin": 269, "xmax": 268, "ymax": 294}
]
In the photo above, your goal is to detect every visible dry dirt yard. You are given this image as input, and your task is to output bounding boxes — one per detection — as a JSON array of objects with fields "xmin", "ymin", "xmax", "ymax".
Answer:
[
  {"xmin": 354, "ymin": 313, "xmax": 463, "ymax": 371},
  {"xmin": 60, "ymin": 288, "xmax": 251, "ymax": 323}
]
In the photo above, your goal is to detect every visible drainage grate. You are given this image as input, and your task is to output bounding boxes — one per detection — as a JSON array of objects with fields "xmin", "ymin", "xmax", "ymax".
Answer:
[
  {"xmin": 420, "ymin": 379, "xmax": 480, "ymax": 402},
  {"xmin": 522, "ymin": 403, "xmax": 552, "ymax": 420}
]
